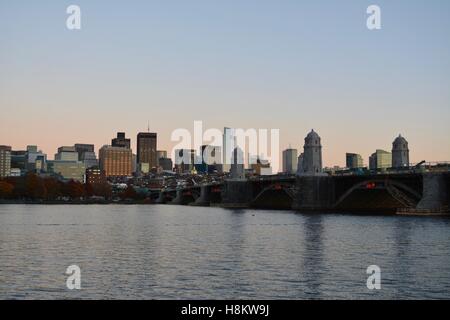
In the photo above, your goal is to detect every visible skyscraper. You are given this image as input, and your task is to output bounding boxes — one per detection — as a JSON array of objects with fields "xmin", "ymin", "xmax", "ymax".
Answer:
[
  {"xmin": 222, "ymin": 127, "xmax": 234, "ymax": 173},
  {"xmin": 112, "ymin": 132, "xmax": 131, "ymax": 149},
  {"xmin": 230, "ymin": 146, "xmax": 245, "ymax": 179},
  {"xmin": 296, "ymin": 153, "xmax": 304, "ymax": 176},
  {"xmin": 137, "ymin": 132, "xmax": 157, "ymax": 169},
  {"xmin": 282, "ymin": 148, "xmax": 298, "ymax": 174}
]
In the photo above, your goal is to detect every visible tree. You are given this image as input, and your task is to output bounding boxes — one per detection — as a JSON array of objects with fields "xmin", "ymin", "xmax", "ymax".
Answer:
[
  {"xmin": 25, "ymin": 173, "xmax": 47, "ymax": 200},
  {"xmin": 119, "ymin": 185, "xmax": 138, "ymax": 200},
  {"xmin": 0, "ymin": 181, "xmax": 14, "ymax": 199},
  {"xmin": 43, "ymin": 178, "xmax": 61, "ymax": 200},
  {"xmin": 84, "ymin": 183, "xmax": 94, "ymax": 198},
  {"xmin": 92, "ymin": 182, "xmax": 112, "ymax": 199},
  {"xmin": 66, "ymin": 180, "xmax": 84, "ymax": 199}
]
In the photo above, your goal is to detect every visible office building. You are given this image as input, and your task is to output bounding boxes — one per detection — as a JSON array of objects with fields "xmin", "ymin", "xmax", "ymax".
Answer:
[
  {"xmin": 55, "ymin": 146, "xmax": 79, "ymax": 162},
  {"xmin": 46, "ymin": 146, "xmax": 86, "ymax": 181},
  {"xmin": 174, "ymin": 149, "xmax": 195, "ymax": 173},
  {"xmin": 230, "ymin": 146, "xmax": 245, "ymax": 179},
  {"xmin": 10, "ymin": 150, "xmax": 27, "ymax": 171},
  {"xmin": 75, "ymin": 144, "xmax": 98, "ymax": 169},
  {"xmin": 196, "ymin": 145, "xmax": 222, "ymax": 174},
  {"xmin": 157, "ymin": 151, "xmax": 167, "ymax": 164},
  {"xmin": 26, "ymin": 145, "xmax": 47, "ymax": 173},
  {"xmin": 369, "ymin": 149, "xmax": 392, "ymax": 170},
  {"xmin": 282, "ymin": 148, "xmax": 298, "ymax": 174},
  {"xmin": 137, "ymin": 132, "xmax": 157, "ymax": 169},
  {"xmin": 251, "ymin": 158, "xmax": 272, "ymax": 176},
  {"xmin": 346, "ymin": 153, "xmax": 364, "ymax": 169},
  {"xmin": 296, "ymin": 153, "xmax": 304, "ymax": 176},
  {"xmin": 47, "ymin": 161, "xmax": 86, "ymax": 182},
  {"xmin": 132, "ymin": 154, "xmax": 137, "ymax": 174},
  {"xmin": 86, "ymin": 167, "xmax": 107, "ymax": 185},
  {"xmin": 9, "ymin": 168, "xmax": 21, "ymax": 177},
  {"xmin": 138, "ymin": 163, "xmax": 150, "ymax": 174},
  {"xmin": 222, "ymin": 127, "xmax": 235, "ymax": 173},
  {"xmin": 0, "ymin": 145, "xmax": 12, "ymax": 178},
  {"xmin": 112, "ymin": 132, "xmax": 131, "ymax": 149},
  {"xmin": 158, "ymin": 157, "xmax": 173, "ymax": 171},
  {"xmin": 99, "ymin": 145, "xmax": 132, "ymax": 177}
]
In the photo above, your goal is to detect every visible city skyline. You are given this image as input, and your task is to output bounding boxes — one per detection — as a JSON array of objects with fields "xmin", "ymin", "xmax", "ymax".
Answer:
[
  {"xmin": 0, "ymin": 128, "xmax": 426, "ymax": 170},
  {"xmin": 1, "ymin": 0, "xmax": 450, "ymax": 167}
]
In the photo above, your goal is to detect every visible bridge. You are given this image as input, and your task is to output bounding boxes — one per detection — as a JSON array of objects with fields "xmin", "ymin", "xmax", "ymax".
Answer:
[{"xmin": 151, "ymin": 172, "xmax": 450, "ymax": 214}]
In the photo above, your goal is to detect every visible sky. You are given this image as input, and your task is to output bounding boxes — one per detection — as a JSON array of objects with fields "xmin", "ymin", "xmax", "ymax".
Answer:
[{"xmin": 1, "ymin": 0, "xmax": 449, "ymax": 167}]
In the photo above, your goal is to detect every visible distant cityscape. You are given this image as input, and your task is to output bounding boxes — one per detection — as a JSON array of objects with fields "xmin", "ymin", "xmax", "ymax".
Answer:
[{"xmin": 0, "ymin": 127, "xmax": 442, "ymax": 200}]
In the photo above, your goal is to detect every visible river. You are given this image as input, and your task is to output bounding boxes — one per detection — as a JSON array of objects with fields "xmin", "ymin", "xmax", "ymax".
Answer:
[{"xmin": 0, "ymin": 205, "xmax": 449, "ymax": 299}]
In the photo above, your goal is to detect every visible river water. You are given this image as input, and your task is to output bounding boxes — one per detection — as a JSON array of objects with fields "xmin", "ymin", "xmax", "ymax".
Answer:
[{"xmin": 0, "ymin": 205, "xmax": 449, "ymax": 299}]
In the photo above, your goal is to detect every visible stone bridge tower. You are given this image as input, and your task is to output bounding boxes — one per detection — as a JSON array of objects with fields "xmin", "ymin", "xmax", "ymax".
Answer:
[
  {"xmin": 298, "ymin": 129, "xmax": 323, "ymax": 176},
  {"xmin": 392, "ymin": 134, "xmax": 409, "ymax": 168}
]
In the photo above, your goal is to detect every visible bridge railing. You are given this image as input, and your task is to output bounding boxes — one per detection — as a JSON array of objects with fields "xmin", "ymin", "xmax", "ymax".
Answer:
[{"xmin": 331, "ymin": 162, "xmax": 450, "ymax": 176}]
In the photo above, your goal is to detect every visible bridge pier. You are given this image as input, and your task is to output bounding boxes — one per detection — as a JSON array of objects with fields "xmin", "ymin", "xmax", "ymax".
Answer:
[
  {"xmin": 221, "ymin": 179, "xmax": 253, "ymax": 208},
  {"xmin": 293, "ymin": 176, "xmax": 334, "ymax": 212},
  {"xmin": 416, "ymin": 173, "xmax": 448, "ymax": 211},
  {"xmin": 155, "ymin": 191, "xmax": 166, "ymax": 204},
  {"xmin": 191, "ymin": 185, "xmax": 211, "ymax": 206},
  {"xmin": 168, "ymin": 189, "xmax": 184, "ymax": 205}
]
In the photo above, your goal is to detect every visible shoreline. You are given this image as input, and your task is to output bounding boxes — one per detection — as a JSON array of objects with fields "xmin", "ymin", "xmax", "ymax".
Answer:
[{"xmin": 1, "ymin": 201, "xmax": 449, "ymax": 217}]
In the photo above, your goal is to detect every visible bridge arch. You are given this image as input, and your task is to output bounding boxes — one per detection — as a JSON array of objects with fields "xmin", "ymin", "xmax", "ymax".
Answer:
[
  {"xmin": 334, "ymin": 179, "xmax": 421, "ymax": 209},
  {"xmin": 251, "ymin": 183, "xmax": 295, "ymax": 210}
]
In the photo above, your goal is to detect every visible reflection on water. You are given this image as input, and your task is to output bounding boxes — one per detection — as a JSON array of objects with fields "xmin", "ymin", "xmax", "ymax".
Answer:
[
  {"xmin": 0, "ymin": 205, "xmax": 450, "ymax": 300},
  {"xmin": 301, "ymin": 215, "xmax": 324, "ymax": 297}
]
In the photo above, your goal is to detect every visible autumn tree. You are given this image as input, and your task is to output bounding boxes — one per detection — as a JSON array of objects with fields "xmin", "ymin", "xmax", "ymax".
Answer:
[
  {"xmin": 43, "ymin": 178, "xmax": 61, "ymax": 200},
  {"xmin": 84, "ymin": 183, "xmax": 94, "ymax": 198},
  {"xmin": 0, "ymin": 180, "xmax": 14, "ymax": 199},
  {"xmin": 66, "ymin": 180, "xmax": 85, "ymax": 199},
  {"xmin": 92, "ymin": 182, "xmax": 112, "ymax": 199},
  {"xmin": 25, "ymin": 173, "xmax": 47, "ymax": 200},
  {"xmin": 119, "ymin": 185, "xmax": 138, "ymax": 200}
]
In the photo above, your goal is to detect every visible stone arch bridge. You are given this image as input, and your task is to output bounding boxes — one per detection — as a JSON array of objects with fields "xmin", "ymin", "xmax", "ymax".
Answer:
[{"xmin": 151, "ymin": 173, "xmax": 449, "ymax": 214}]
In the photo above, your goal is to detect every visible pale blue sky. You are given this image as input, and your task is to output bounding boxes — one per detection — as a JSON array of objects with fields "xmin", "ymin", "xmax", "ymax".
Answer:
[{"xmin": 1, "ymin": 0, "xmax": 449, "ymax": 166}]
